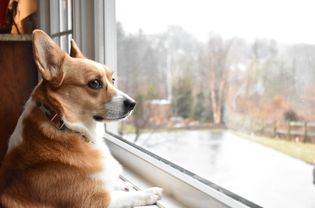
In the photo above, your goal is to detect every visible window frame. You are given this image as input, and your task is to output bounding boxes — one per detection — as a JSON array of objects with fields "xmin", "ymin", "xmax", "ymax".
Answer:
[{"xmin": 38, "ymin": 0, "xmax": 73, "ymax": 52}]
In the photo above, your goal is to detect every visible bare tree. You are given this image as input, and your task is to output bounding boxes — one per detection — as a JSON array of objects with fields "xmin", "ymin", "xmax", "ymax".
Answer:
[{"xmin": 206, "ymin": 35, "xmax": 233, "ymax": 124}]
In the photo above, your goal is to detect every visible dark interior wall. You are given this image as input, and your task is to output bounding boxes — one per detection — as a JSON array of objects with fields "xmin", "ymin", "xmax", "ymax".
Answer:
[{"xmin": 0, "ymin": 39, "xmax": 37, "ymax": 163}]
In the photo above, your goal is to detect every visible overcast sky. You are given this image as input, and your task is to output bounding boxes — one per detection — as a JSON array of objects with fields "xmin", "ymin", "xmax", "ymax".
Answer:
[{"xmin": 116, "ymin": 0, "xmax": 315, "ymax": 44}]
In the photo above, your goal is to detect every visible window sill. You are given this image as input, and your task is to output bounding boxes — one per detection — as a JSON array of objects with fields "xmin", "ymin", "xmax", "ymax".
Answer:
[
  {"xmin": 121, "ymin": 169, "xmax": 185, "ymax": 208},
  {"xmin": 105, "ymin": 132, "xmax": 260, "ymax": 208}
]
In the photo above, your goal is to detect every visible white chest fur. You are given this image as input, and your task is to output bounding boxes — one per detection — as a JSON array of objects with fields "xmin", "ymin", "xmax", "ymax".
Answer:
[
  {"xmin": 7, "ymin": 99, "xmax": 35, "ymax": 154},
  {"xmin": 89, "ymin": 140, "xmax": 123, "ymax": 191},
  {"xmin": 63, "ymin": 113, "xmax": 123, "ymax": 191}
]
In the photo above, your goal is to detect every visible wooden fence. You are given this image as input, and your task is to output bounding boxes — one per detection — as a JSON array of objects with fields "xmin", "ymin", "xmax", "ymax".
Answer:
[
  {"xmin": 261, "ymin": 121, "xmax": 315, "ymax": 143},
  {"xmin": 225, "ymin": 110, "xmax": 315, "ymax": 143}
]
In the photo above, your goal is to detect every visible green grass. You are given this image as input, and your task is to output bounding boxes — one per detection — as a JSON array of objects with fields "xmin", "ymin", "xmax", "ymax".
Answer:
[
  {"xmin": 119, "ymin": 124, "xmax": 156, "ymax": 134},
  {"xmin": 232, "ymin": 131, "xmax": 315, "ymax": 164},
  {"xmin": 119, "ymin": 124, "xmax": 136, "ymax": 134}
]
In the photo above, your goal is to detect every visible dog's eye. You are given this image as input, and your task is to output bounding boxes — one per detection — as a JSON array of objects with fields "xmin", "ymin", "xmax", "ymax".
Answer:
[
  {"xmin": 112, "ymin": 78, "xmax": 115, "ymax": 84},
  {"xmin": 88, "ymin": 79, "xmax": 103, "ymax": 89}
]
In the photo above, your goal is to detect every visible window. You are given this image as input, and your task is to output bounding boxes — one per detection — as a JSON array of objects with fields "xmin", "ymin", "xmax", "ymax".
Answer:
[
  {"xmin": 49, "ymin": 0, "xmax": 72, "ymax": 52},
  {"xmin": 114, "ymin": 0, "xmax": 315, "ymax": 207}
]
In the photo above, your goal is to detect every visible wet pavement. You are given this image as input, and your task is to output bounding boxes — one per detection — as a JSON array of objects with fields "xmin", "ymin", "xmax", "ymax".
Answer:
[{"xmin": 124, "ymin": 130, "xmax": 315, "ymax": 208}]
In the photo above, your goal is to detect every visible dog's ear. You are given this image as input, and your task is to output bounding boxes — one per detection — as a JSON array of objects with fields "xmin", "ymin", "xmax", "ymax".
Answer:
[
  {"xmin": 32, "ymin": 30, "xmax": 65, "ymax": 87},
  {"xmin": 70, "ymin": 39, "xmax": 85, "ymax": 58}
]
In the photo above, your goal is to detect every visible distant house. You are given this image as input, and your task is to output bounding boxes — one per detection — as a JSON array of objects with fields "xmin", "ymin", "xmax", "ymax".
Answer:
[{"xmin": 145, "ymin": 99, "xmax": 172, "ymax": 127}]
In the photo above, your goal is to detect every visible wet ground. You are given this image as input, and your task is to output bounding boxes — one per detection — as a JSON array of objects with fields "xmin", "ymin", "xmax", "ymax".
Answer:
[{"xmin": 124, "ymin": 130, "xmax": 315, "ymax": 208}]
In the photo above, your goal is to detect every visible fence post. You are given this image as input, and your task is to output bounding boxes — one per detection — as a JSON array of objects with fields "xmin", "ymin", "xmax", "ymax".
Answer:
[
  {"xmin": 288, "ymin": 121, "xmax": 291, "ymax": 140},
  {"xmin": 273, "ymin": 121, "xmax": 277, "ymax": 138},
  {"xmin": 304, "ymin": 121, "xmax": 308, "ymax": 143}
]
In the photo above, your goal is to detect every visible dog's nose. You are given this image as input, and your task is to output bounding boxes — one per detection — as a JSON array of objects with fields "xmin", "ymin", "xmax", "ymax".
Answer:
[{"xmin": 124, "ymin": 99, "xmax": 136, "ymax": 111}]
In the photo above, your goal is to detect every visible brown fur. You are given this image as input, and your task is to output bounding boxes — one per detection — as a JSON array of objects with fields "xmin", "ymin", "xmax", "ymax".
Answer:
[
  {"xmin": 0, "ymin": 98, "xmax": 111, "ymax": 207},
  {"xmin": 0, "ymin": 31, "xmax": 114, "ymax": 207}
]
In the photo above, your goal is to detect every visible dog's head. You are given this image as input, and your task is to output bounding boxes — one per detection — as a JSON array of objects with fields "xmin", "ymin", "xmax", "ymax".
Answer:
[{"xmin": 32, "ymin": 30, "xmax": 136, "ymax": 125}]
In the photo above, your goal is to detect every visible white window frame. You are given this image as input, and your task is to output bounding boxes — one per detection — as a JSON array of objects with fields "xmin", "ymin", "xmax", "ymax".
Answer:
[
  {"xmin": 38, "ymin": 0, "xmax": 72, "ymax": 52},
  {"xmin": 39, "ymin": 0, "xmax": 261, "ymax": 207}
]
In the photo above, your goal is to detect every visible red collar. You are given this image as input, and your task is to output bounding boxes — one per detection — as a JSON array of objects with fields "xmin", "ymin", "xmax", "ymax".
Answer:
[
  {"xmin": 36, "ymin": 102, "xmax": 66, "ymax": 130},
  {"xmin": 36, "ymin": 101, "xmax": 93, "ymax": 143}
]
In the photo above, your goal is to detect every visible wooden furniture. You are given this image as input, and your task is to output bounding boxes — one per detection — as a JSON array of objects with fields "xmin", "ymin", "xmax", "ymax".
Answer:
[{"xmin": 0, "ymin": 34, "xmax": 37, "ymax": 163}]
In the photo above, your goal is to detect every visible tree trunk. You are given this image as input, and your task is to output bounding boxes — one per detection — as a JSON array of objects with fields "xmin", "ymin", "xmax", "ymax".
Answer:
[
  {"xmin": 207, "ymin": 36, "xmax": 232, "ymax": 125},
  {"xmin": 210, "ymin": 89, "xmax": 221, "ymax": 124},
  {"xmin": 210, "ymin": 70, "xmax": 224, "ymax": 125},
  {"xmin": 213, "ymin": 107, "xmax": 222, "ymax": 124}
]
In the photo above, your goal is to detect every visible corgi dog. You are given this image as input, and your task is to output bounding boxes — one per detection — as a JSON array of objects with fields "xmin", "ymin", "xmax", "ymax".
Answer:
[{"xmin": 0, "ymin": 30, "xmax": 162, "ymax": 208}]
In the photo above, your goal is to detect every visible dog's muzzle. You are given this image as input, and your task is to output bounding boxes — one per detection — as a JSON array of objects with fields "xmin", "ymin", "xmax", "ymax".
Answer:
[{"xmin": 103, "ymin": 91, "xmax": 136, "ymax": 121}]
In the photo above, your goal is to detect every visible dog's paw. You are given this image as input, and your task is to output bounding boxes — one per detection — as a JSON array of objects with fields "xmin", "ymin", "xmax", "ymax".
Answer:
[
  {"xmin": 108, "ymin": 187, "xmax": 163, "ymax": 207},
  {"xmin": 139, "ymin": 187, "xmax": 163, "ymax": 205}
]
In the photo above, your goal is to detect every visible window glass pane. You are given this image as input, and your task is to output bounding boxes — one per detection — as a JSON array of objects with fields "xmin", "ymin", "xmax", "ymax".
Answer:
[
  {"xmin": 50, "ymin": 0, "xmax": 72, "ymax": 52},
  {"xmin": 67, "ymin": 34, "xmax": 72, "ymax": 53},
  {"xmin": 116, "ymin": 0, "xmax": 315, "ymax": 207},
  {"xmin": 59, "ymin": 0, "xmax": 68, "ymax": 32},
  {"xmin": 60, "ymin": 35, "xmax": 68, "ymax": 53},
  {"xmin": 67, "ymin": 0, "xmax": 72, "ymax": 30},
  {"xmin": 50, "ymin": 0, "xmax": 60, "ymax": 34}
]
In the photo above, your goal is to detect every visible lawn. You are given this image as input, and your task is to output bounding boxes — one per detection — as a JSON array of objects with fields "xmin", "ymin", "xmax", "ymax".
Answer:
[{"xmin": 233, "ymin": 131, "xmax": 315, "ymax": 164}]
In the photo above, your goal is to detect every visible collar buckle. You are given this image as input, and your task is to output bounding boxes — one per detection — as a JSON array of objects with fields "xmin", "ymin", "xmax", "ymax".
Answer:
[
  {"xmin": 50, "ymin": 113, "xmax": 65, "ymax": 130},
  {"xmin": 37, "ymin": 101, "xmax": 66, "ymax": 130},
  {"xmin": 37, "ymin": 101, "xmax": 92, "ymax": 143}
]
